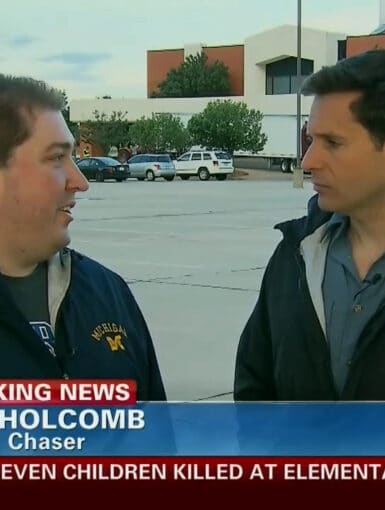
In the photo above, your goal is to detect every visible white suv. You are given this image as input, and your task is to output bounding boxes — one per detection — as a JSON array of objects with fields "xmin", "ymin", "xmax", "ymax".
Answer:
[{"xmin": 174, "ymin": 150, "xmax": 234, "ymax": 181}]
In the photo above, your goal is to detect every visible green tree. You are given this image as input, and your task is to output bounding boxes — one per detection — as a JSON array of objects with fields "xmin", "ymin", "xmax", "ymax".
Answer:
[
  {"xmin": 80, "ymin": 110, "xmax": 132, "ymax": 154},
  {"xmin": 130, "ymin": 113, "xmax": 190, "ymax": 153},
  {"xmin": 188, "ymin": 100, "xmax": 267, "ymax": 155},
  {"xmin": 154, "ymin": 53, "xmax": 230, "ymax": 98}
]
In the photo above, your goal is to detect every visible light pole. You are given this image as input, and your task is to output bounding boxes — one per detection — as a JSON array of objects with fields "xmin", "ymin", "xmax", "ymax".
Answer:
[{"xmin": 293, "ymin": 0, "xmax": 304, "ymax": 188}]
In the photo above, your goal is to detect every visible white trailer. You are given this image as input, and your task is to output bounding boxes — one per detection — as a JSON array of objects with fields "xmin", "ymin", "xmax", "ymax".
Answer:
[{"xmin": 235, "ymin": 114, "xmax": 308, "ymax": 173}]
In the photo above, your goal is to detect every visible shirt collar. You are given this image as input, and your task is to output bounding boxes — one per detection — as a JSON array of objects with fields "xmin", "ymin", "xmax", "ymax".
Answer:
[{"xmin": 321, "ymin": 213, "xmax": 349, "ymax": 243}]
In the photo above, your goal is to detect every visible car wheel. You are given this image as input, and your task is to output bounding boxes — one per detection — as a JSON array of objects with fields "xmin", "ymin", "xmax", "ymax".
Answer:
[
  {"xmin": 95, "ymin": 172, "xmax": 104, "ymax": 182},
  {"xmin": 116, "ymin": 178, "xmax": 124, "ymax": 182},
  {"xmin": 198, "ymin": 167, "xmax": 210, "ymax": 181},
  {"xmin": 280, "ymin": 159, "xmax": 294, "ymax": 173},
  {"xmin": 164, "ymin": 176, "xmax": 175, "ymax": 181},
  {"xmin": 146, "ymin": 170, "xmax": 155, "ymax": 181},
  {"xmin": 216, "ymin": 174, "xmax": 227, "ymax": 181}
]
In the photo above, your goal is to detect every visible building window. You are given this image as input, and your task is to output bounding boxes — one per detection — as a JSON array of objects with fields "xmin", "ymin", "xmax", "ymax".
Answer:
[
  {"xmin": 338, "ymin": 40, "xmax": 346, "ymax": 61},
  {"xmin": 265, "ymin": 57, "xmax": 314, "ymax": 95}
]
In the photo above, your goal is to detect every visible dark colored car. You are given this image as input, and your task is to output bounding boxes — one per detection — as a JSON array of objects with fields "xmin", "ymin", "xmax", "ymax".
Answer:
[{"xmin": 76, "ymin": 157, "xmax": 130, "ymax": 182}]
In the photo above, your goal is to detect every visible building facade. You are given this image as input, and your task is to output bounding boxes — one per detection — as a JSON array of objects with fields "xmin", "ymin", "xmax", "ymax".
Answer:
[
  {"xmin": 346, "ymin": 33, "xmax": 385, "ymax": 56},
  {"xmin": 346, "ymin": 0, "xmax": 385, "ymax": 56},
  {"xmin": 71, "ymin": 24, "xmax": 345, "ymax": 126},
  {"xmin": 147, "ymin": 44, "xmax": 244, "ymax": 97}
]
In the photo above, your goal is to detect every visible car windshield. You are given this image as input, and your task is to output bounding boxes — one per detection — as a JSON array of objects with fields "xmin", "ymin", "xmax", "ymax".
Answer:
[
  {"xmin": 97, "ymin": 157, "xmax": 120, "ymax": 165},
  {"xmin": 155, "ymin": 155, "xmax": 171, "ymax": 162},
  {"xmin": 215, "ymin": 152, "xmax": 231, "ymax": 160}
]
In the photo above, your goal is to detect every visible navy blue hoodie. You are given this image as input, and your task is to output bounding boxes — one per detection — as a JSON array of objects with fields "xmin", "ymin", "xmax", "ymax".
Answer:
[{"xmin": 0, "ymin": 249, "xmax": 166, "ymax": 401}]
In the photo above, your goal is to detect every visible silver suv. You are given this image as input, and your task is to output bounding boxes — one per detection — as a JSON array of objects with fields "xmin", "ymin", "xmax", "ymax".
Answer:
[
  {"xmin": 174, "ymin": 150, "xmax": 234, "ymax": 181},
  {"xmin": 127, "ymin": 154, "xmax": 176, "ymax": 181}
]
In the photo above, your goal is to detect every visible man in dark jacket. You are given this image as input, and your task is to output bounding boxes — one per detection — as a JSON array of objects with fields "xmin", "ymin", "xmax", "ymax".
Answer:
[
  {"xmin": 234, "ymin": 50, "xmax": 385, "ymax": 401},
  {"xmin": 0, "ymin": 74, "xmax": 166, "ymax": 401}
]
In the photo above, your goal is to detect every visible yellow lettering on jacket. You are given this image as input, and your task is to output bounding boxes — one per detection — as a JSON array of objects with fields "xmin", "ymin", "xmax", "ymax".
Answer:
[{"xmin": 106, "ymin": 335, "xmax": 125, "ymax": 351}]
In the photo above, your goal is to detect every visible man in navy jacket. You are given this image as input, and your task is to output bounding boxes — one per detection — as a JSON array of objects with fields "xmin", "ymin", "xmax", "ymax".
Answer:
[
  {"xmin": 235, "ymin": 50, "xmax": 385, "ymax": 401},
  {"xmin": 0, "ymin": 74, "xmax": 165, "ymax": 401}
]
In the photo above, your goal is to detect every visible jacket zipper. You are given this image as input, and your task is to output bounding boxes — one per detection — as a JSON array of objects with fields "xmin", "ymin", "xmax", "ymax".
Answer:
[{"xmin": 54, "ymin": 302, "xmax": 71, "ymax": 380}]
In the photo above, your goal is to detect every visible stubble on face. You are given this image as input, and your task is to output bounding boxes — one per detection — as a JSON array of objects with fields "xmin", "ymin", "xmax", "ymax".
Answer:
[
  {"xmin": 0, "ymin": 110, "xmax": 76, "ymax": 269},
  {"xmin": 306, "ymin": 92, "xmax": 385, "ymax": 217}
]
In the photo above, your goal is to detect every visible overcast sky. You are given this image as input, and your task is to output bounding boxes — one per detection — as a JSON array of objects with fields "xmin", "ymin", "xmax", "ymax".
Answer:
[{"xmin": 0, "ymin": 0, "xmax": 380, "ymax": 100}]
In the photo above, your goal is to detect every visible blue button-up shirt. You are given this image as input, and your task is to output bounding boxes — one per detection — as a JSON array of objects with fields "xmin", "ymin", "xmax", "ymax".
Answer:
[{"xmin": 322, "ymin": 215, "xmax": 385, "ymax": 395}]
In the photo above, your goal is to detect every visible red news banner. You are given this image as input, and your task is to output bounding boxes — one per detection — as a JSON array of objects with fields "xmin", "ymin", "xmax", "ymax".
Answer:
[
  {"xmin": 1, "ymin": 457, "xmax": 385, "ymax": 485},
  {"xmin": 0, "ymin": 379, "xmax": 137, "ymax": 406}
]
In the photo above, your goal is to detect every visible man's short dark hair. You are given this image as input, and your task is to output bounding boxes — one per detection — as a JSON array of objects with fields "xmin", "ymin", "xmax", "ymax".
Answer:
[
  {"xmin": 0, "ymin": 74, "xmax": 64, "ymax": 166},
  {"xmin": 301, "ymin": 49, "xmax": 385, "ymax": 148}
]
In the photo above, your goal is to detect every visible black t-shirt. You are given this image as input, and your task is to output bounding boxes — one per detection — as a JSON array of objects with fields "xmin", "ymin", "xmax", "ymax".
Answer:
[{"xmin": 0, "ymin": 262, "xmax": 56, "ymax": 356}]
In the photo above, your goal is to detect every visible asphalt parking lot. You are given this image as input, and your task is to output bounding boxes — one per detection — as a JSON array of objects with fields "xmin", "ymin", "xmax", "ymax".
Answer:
[{"xmin": 70, "ymin": 172, "xmax": 315, "ymax": 401}]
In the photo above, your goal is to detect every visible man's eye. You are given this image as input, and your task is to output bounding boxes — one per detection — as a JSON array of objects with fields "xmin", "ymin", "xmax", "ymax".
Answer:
[
  {"xmin": 50, "ymin": 153, "xmax": 65, "ymax": 161},
  {"xmin": 327, "ymin": 139, "xmax": 340, "ymax": 147}
]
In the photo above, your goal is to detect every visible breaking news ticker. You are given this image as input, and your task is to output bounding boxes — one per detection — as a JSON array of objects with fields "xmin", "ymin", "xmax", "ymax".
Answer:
[{"xmin": 1, "ymin": 379, "xmax": 385, "ymax": 502}]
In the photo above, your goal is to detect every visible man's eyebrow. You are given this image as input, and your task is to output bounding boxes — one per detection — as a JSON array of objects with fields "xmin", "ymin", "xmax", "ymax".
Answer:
[
  {"xmin": 309, "ymin": 131, "xmax": 346, "ymax": 141},
  {"xmin": 44, "ymin": 142, "xmax": 73, "ymax": 152}
]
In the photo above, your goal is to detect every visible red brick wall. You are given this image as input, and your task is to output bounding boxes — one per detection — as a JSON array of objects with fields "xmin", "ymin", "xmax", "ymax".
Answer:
[
  {"xmin": 346, "ymin": 34, "xmax": 385, "ymax": 56},
  {"xmin": 78, "ymin": 140, "xmax": 104, "ymax": 157},
  {"xmin": 147, "ymin": 45, "xmax": 244, "ymax": 97},
  {"xmin": 204, "ymin": 45, "xmax": 244, "ymax": 96},
  {"xmin": 147, "ymin": 49, "xmax": 184, "ymax": 97}
]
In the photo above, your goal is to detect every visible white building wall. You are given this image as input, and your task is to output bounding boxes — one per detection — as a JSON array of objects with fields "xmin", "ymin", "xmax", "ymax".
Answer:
[
  {"xmin": 243, "ymin": 25, "xmax": 346, "ymax": 114},
  {"xmin": 325, "ymin": 31, "xmax": 345, "ymax": 66},
  {"xmin": 184, "ymin": 43, "xmax": 204, "ymax": 59},
  {"xmin": 70, "ymin": 25, "xmax": 346, "ymax": 123},
  {"xmin": 70, "ymin": 96, "xmax": 245, "ymax": 123}
]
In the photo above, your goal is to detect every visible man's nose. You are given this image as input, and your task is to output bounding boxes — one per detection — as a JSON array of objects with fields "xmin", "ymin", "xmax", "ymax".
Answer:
[
  {"xmin": 301, "ymin": 142, "xmax": 320, "ymax": 173},
  {"xmin": 67, "ymin": 159, "xmax": 89, "ymax": 192}
]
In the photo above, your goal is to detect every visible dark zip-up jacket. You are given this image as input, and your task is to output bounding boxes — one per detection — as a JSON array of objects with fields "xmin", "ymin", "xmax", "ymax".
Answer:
[
  {"xmin": 234, "ymin": 195, "xmax": 385, "ymax": 401},
  {"xmin": 0, "ymin": 249, "xmax": 166, "ymax": 401}
]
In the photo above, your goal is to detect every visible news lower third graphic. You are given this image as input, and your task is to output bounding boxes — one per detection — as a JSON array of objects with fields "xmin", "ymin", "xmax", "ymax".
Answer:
[
  {"xmin": 3, "ymin": 458, "xmax": 385, "ymax": 482},
  {"xmin": 1, "ymin": 380, "xmax": 385, "ymax": 486}
]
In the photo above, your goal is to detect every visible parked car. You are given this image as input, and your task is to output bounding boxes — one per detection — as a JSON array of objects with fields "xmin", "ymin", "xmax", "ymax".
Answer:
[
  {"xmin": 127, "ymin": 154, "xmax": 176, "ymax": 181},
  {"xmin": 76, "ymin": 157, "xmax": 130, "ymax": 182},
  {"xmin": 174, "ymin": 150, "xmax": 234, "ymax": 181}
]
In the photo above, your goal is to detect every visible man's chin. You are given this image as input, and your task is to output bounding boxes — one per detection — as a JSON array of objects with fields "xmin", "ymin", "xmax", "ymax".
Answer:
[
  {"xmin": 317, "ymin": 195, "xmax": 334, "ymax": 212},
  {"xmin": 52, "ymin": 234, "xmax": 71, "ymax": 255}
]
